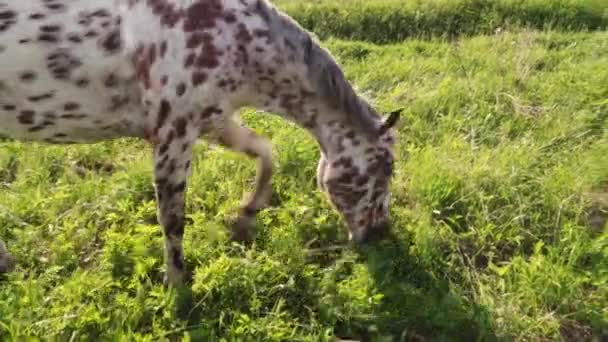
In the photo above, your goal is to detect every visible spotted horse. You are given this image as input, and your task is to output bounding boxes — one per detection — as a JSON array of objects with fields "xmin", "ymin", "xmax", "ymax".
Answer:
[{"xmin": 0, "ymin": 0, "xmax": 401, "ymax": 286}]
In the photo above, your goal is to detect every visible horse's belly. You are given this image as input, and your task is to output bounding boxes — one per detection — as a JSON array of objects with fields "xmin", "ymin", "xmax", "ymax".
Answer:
[
  {"xmin": 0, "ymin": 0, "xmax": 146, "ymax": 143},
  {"xmin": 0, "ymin": 61, "xmax": 146, "ymax": 143},
  {"xmin": 0, "ymin": 73, "xmax": 146, "ymax": 144}
]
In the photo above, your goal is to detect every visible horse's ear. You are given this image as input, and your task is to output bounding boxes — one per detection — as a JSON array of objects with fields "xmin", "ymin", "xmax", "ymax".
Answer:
[{"xmin": 378, "ymin": 108, "xmax": 403, "ymax": 135}]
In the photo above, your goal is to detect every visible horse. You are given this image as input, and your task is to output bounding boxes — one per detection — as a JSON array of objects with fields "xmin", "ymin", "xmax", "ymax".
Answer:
[{"xmin": 0, "ymin": 0, "xmax": 400, "ymax": 286}]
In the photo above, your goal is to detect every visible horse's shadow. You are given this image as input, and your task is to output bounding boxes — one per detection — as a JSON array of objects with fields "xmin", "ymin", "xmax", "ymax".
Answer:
[
  {"xmin": 334, "ymin": 231, "xmax": 498, "ymax": 342},
  {"xmin": 169, "ymin": 225, "xmax": 498, "ymax": 341}
]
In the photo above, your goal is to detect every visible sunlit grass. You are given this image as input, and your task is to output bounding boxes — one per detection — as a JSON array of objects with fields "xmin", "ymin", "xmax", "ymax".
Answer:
[{"xmin": 0, "ymin": 27, "xmax": 606, "ymax": 342}]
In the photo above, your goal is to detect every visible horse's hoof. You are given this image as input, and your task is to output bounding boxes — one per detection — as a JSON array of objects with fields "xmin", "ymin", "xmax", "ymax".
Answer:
[
  {"xmin": 349, "ymin": 229, "xmax": 367, "ymax": 245},
  {"xmin": 229, "ymin": 215, "xmax": 256, "ymax": 244},
  {"xmin": 350, "ymin": 222, "xmax": 390, "ymax": 245},
  {"xmin": 163, "ymin": 271, "xmax": 189, "ymax": 288}
]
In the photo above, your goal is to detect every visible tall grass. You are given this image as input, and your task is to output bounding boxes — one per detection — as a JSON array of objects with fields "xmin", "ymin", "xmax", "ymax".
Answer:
[{"xmin": 276, "ymin": 0, "xmax": 608, "ymax": 43}]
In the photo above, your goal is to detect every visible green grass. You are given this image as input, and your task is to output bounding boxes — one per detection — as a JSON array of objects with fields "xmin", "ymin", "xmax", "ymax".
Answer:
[
  {"xmin": 1, "ymin": 15, "xmax": 607, "ymax": 342},
  {"xmin": 276, "ymin": 0, "xmax": 608, "ymax": 43}
]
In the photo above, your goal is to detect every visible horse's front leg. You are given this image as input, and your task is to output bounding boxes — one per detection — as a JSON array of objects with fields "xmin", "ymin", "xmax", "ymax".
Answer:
[
  {"xmin": 151, "ymin": 119, "xmax": 197, "ymax": 287},
  {"xmin": 214, "ymin": 119, "xmax": 273, "ymax": 242}
]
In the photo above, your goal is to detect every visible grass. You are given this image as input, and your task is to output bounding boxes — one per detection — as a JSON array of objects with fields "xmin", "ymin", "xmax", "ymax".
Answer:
[
  {"xmin": 276, "ymin": 0, "xmax": 608, "ymax": 43},
  {"xmin": 1, "ymin": 5, "xmax": 607, "ymax": 342}
]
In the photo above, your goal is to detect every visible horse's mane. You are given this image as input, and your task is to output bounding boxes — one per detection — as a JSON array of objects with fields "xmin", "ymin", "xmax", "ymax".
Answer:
[{"xmin": 254, "ymin": 0, "xmax": 381, "ymax": 135}]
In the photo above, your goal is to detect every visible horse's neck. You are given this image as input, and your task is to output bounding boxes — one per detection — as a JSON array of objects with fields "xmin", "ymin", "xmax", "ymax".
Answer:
[
  {"xmin": 318, "ymin": 118, "xmax": 370, "ymax": 157},
  {"xmin": 241, "ymin": 65, "xmax": 370, "ymax": 159},
  {"xmin": 228, "ymin": 1, "xmax": 377, "ymax": 157}
]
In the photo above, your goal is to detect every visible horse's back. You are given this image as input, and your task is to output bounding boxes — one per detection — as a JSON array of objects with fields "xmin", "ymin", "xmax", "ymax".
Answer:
[{"xmin": 0, "ymin": 0, "xmax": 145, "ymax": 143}]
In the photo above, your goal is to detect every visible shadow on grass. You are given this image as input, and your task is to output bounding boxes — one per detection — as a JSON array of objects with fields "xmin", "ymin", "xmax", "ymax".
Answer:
[
  {"xmin": 341, "ymin": 232, "xmax": 498, "ymax": 341},
  {"xmin": 166, "ymin": 228, "xmax": 498, "ymax": 341}
]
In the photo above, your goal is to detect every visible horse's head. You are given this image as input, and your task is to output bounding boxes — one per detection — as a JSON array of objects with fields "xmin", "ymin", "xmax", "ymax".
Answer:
[
  {"xmin": 317, "ymin": 109, "xmax": 401, "ymax": 244},
  {"xmin": 258, "ymin": 14, "xmax": 401, "ymax": 242}
]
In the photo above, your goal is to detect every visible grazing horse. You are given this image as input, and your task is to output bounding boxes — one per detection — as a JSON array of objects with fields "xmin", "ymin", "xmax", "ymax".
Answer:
[{"xmin": 0, "ymin": 0, "xmax": 400, "ymax": 285}]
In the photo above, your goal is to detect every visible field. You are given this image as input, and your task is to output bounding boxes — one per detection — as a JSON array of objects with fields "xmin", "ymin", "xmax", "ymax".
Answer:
[{"xmin": 1, "ymin": 0, "xmax": 607, "ymax": 341}]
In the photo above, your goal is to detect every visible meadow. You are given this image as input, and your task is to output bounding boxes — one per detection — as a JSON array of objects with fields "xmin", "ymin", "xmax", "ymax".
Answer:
[{"xmin": 1, "ymin": 0, "xmax": 607, "ymax": 341}]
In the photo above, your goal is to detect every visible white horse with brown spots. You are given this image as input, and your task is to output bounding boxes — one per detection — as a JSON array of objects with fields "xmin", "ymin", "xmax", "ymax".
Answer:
[{"xmin": 0, "ymin": 0, "xmax": 400, "ymax": 286}]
